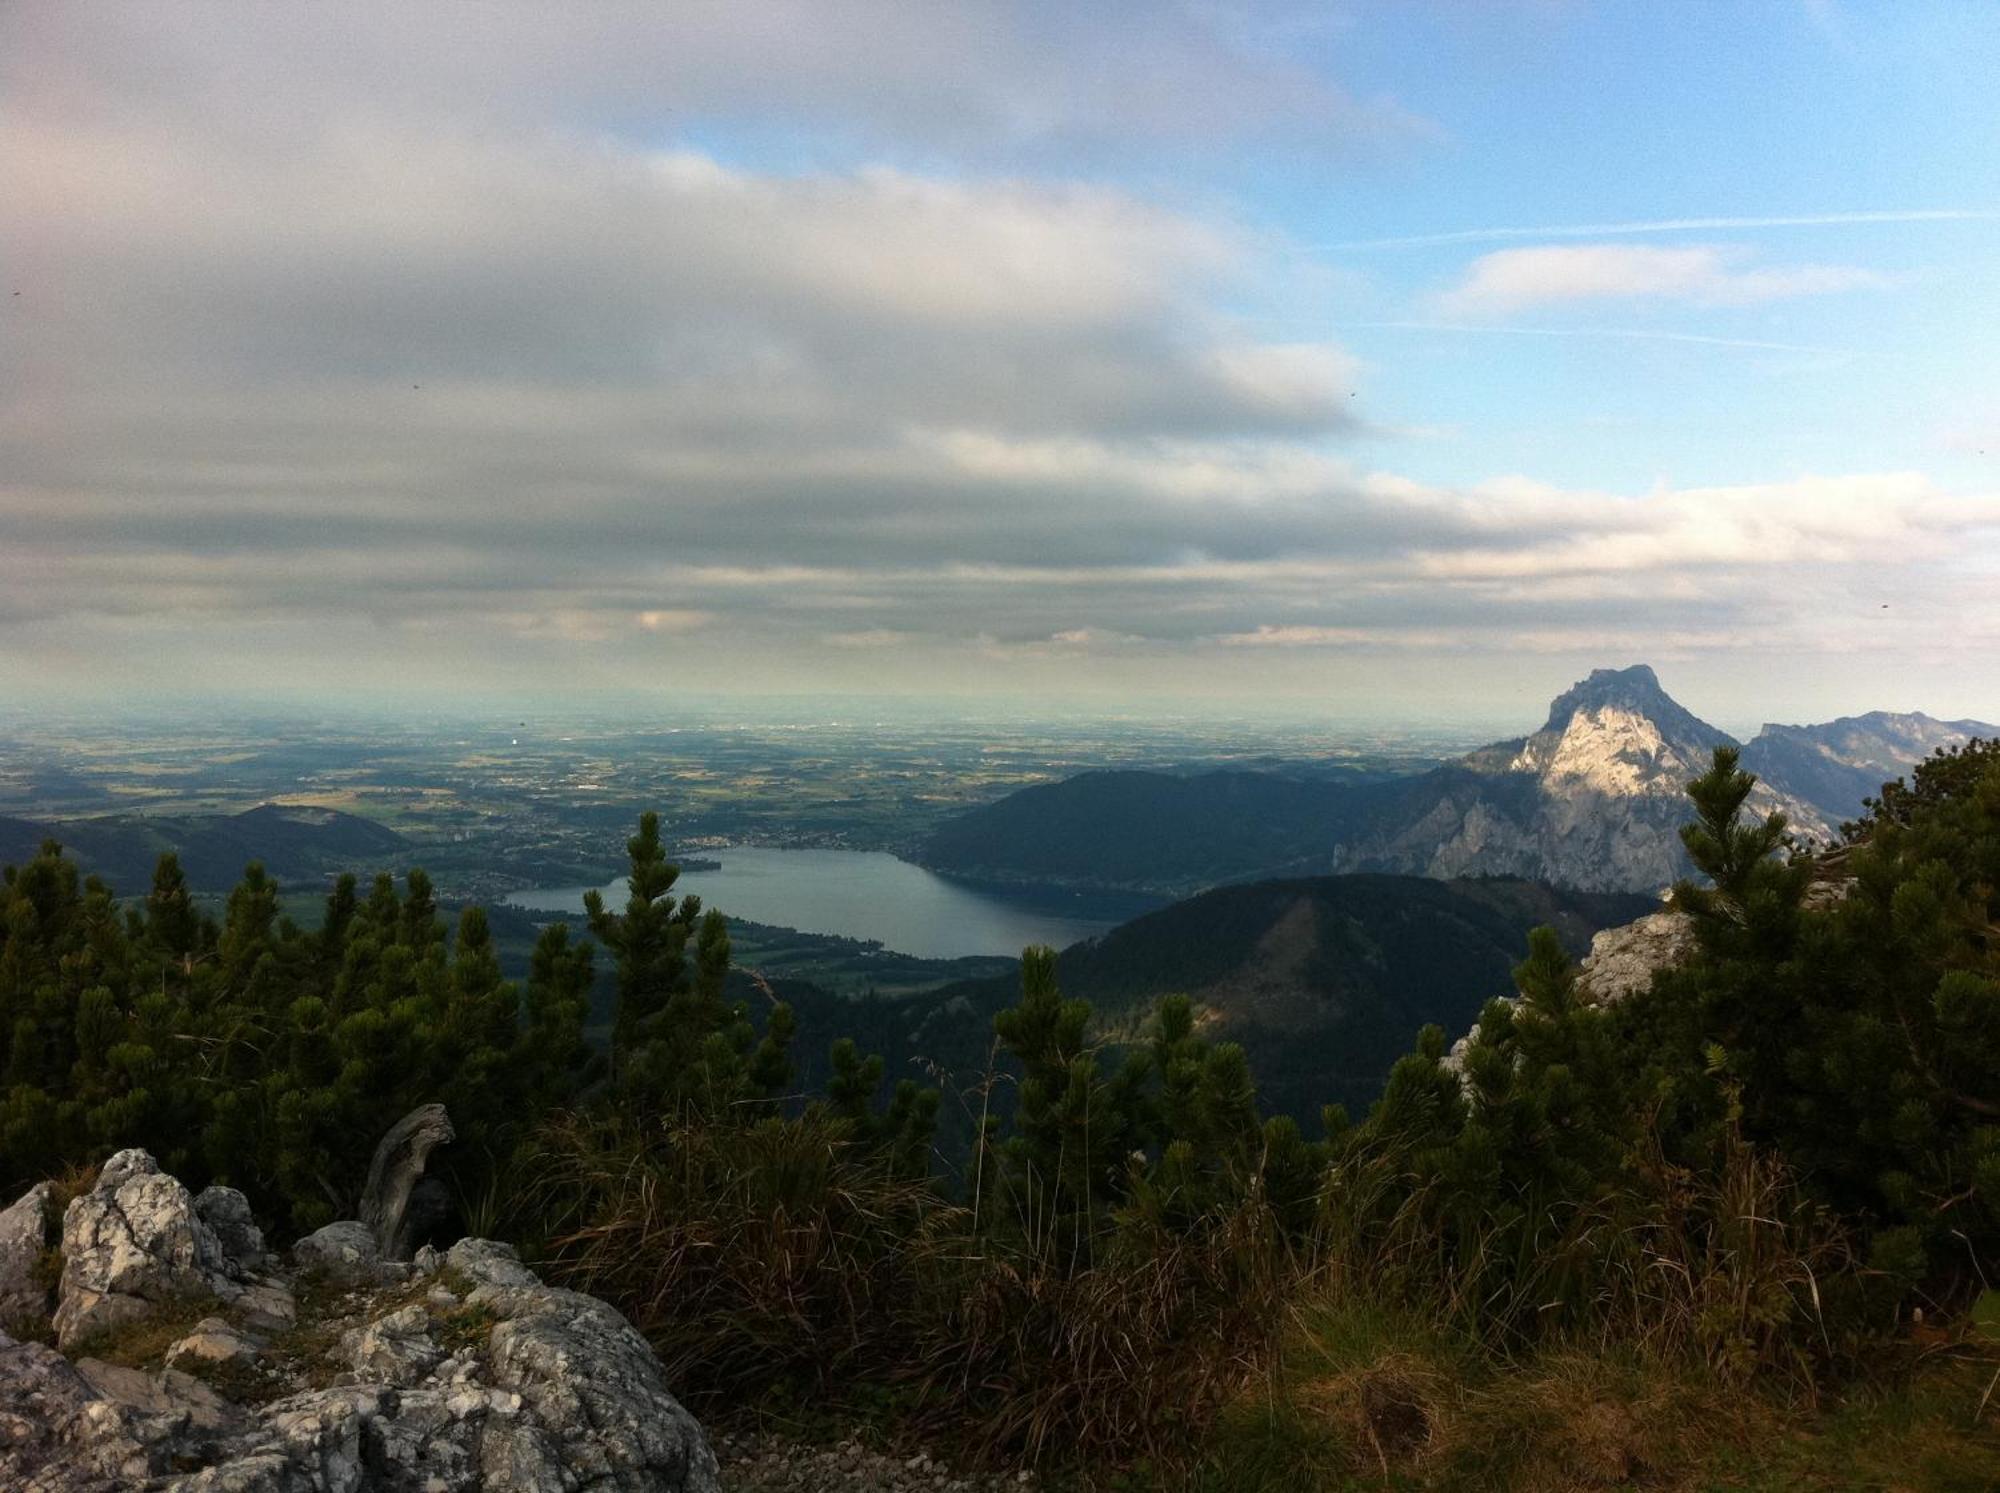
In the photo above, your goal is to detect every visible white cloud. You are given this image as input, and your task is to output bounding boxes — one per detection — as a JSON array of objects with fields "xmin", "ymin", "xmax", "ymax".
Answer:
[
  {"xmin": 636, "ymin": 610, "xmax": 711, "ymax": 633},
  {"xmin": 1329, "ymin": 208, "xmax": 1997, "ymax": 252},
  {"xmin": 1434, "ymin": 244, "xmax": 1884, "ymax": 317}
]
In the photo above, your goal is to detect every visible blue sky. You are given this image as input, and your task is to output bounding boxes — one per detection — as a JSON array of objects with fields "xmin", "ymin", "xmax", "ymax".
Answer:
[
  {"xmin": 1301, "ymin": 2, "xmax": 2000, "ymax": 493},
  {"xmin": 3, "ymin": 1, "xmax": 1997, "ymax": 724}
]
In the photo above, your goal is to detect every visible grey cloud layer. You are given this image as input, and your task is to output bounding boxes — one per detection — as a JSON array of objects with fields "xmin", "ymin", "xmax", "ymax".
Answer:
[{"xmin": 3, "ymin": 4, "xmax": 1996, "ymax": 701}]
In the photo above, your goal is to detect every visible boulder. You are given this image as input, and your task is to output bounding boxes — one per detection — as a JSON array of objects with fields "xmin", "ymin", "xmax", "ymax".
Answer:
[
  {"xmin": 476, "ymin": 1277, "xmax": 718, "ymax": 1489},
  {"xmin": 52, "ymin": 1149, "xmax": 233, "ymax": 1350},
  {"xmin": 165, "ymin": 1316, "xmax": 263, "ymax": 1370},
  {"xmin": 446, "ymin": 1236, "xmax": 538, "ymax": 1291},
  {"xmin": 194, "ymin": 1187, "xmax": 270, "ymax": 1274},
  {"xmin": 0, "ymin": 1181, "xmax": 55, "ymax": 1325},
  {"xmin": 358, "ymin": 1103, "xmax": 455, "ymax": 1261},
  {"xmin": 292, "ymin": 1220, "xmax": 382, "ymax": 1283}
]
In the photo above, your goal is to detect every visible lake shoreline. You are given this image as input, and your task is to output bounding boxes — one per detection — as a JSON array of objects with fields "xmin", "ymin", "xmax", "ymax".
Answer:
[{"xmin": 501, "ymin": 845, "xmax": 1155, "ymax": 960}]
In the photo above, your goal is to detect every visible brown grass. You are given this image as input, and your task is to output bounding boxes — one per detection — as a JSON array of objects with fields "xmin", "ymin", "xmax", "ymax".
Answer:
[
  {"xmin": 64, "ymin": 1293, "xmax": 221, "ymax": 1369},
  {"xmin": 523, "ymin": 1109, "xmax": 1303, "ymax": 1469},
  {"xmin": 1197, "ymin": 1295, "xmax": 2000, "ymax": 1493},
  {"xmin": 1317, "ymin": 1117, "xmax": 1856, "ymax": 1390}
]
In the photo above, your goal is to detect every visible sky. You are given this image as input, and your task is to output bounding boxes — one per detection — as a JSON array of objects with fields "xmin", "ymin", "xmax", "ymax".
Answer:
[{"xmin": 3, "ymin": 1, "xmax": 1998, "ymax": 726}]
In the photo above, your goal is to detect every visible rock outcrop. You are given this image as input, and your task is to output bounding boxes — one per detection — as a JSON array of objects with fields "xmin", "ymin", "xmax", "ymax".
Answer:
[
  {"xmin": 0, "ymin": 1180, "xmax": 56, "ymax": 1325},
  {"xmin": 52, "ymin": 1149, "xmax": 239, "ymax": 1350},
  {"xmin": 1572, "ymin": 909, "xmax": 1701, "ymax": 1006},
  {"xmin": 1442, "ymin": 848, "xmax": 1858, "ymax": 1079},
  {"xmin": 1443, "ymin": 903, "xmax": 1699, "ymax": 1079},
  {"xmin": 0, "ymin": 1149, "xmax": 719, "ymax": 1491},
  {"xmin": 294, "ymin": 1221, "xmax": 383, "ymax": 1283}
]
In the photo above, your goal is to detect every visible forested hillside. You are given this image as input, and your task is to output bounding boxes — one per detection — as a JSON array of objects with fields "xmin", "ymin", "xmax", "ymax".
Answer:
[
  {"xmin": 841, "ymin": 874, "xmax": 1650, "ymax": 1134},
  {"xmin": 0, "ymin": 803, "xmax": 408, "ymax": 893},
  {"xmin": 919, "ymin": 768, "xmax": 1372, "ymax": 896}
]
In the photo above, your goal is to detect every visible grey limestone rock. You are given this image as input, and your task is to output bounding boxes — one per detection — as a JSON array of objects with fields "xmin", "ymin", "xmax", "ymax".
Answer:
[
  {"xmin": 445, "ymin": 1236, "xmax": 538, "ymax": 1290},
  {"xmin": 196, "ymin": 1186, "xmax": 271, "ymax": 1274},
  {"xmin": 0, "ymin": 1327, "xmax": 250, "ymax": 1491},
  {"xmin": 234, "ymin": 1280, "xmax": 299, "ymax": 1336},
  {"xmin": 339, "ymin": 1303, "xmax": 445, "ymax": 1387},
  {"xmin": 292, "ymin": 1220, "xmax": 382, "ymax": 1283},
  {"xmin": 1, "ymin": 1141, "xmax": 718, "ymax": 1493},
  {"xmin": 166, "ymin": 1316, "xmax": 264, "ymax": 1369},
  {"xmin": 1573, "ymin": 908, "xmax": 1700, "ymax": 1006},
  {"xmin": 53, "ymin": 1149, "xmax": 234, "ymax": 1350},
  {"xmin": 1443, "ymin": 905, "xmax": 1696, "ymax": 1082},
  {"xmin": 477, "ymin": 1277, "xmax": 721, "ymax": 1490},
  {"xmin": 0, "ymin": 1180, "xmax": 56, "ymax": 1325},
  {"xmin": 75, "ymin": 1355, "xmax": 242, "ymax": 1434}
]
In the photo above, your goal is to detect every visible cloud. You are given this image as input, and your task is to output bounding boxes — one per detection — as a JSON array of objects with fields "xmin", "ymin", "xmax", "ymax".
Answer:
[
  {"xmin": 5, "ymin": 2, "xmax": 1422, "ymax": 166},
  {"xmin": 1434, "ymin": 244, "xmax": 1884, "ymax": 317},
  {"xmin": 1328, "ymin": 208, "xmax": 1999, "ymax": 252},
  {"xmin": 1351, "ymin": 321, "xmax": 1844, "ymax": 354},
  {"xmin": 1, "ymin": 4, "xmax": 1995, "ymax": 710},
  {"xmin": 637, "ymin": 610, "xmax": 712, "ymax": 633},
  {"xmin": 1221, "ymin": 625, "xmax": 1386, "ymax": 647}
]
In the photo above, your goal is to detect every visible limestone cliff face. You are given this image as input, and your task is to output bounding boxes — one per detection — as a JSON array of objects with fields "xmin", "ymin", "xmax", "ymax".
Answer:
[{"xmin": 1352, "ymin": 666, "xmax": 1782, "ymax": 893}]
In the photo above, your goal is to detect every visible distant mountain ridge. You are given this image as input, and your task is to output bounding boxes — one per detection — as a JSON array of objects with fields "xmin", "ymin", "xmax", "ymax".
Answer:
[
  {"xmin": 0, "ymin": 803, "xmax": 409, "ymax": 892},
  {"xmin": 920, "ymin": 666, "xmax": 1997, "ymax": 895},
  {"xmin": 1741, "ymin": 711, "xmax": 1998, "ymax": 830}
]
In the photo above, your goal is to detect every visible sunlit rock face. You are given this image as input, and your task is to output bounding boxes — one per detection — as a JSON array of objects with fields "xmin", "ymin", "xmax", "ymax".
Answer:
[
  {"xmin": 1389, "ymin": 668, "xmax": 2000, "ymax": 891},
  {"xmin": 1511, "ymin": 669, "xmax": 1727, "ymax": 794},
  {"xmin": 1355, "ymin": 666, "xmax": 1771, "ymax": 893}
]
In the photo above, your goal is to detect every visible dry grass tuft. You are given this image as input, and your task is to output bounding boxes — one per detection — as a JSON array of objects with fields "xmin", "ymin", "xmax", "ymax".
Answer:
[
  {"xmin": 1291, "ymin": 1351, "xmax": 1444, "ymax": 1475},
  {"xmin": 523, "ymin": 1108, "xmax": 1302, "ymax": 1470},
  {"xmin": 63, "ymin": 1292, "xmax": 221, "ymax": 1369}
]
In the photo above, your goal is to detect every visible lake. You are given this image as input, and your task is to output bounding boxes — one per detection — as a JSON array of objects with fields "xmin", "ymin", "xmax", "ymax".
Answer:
[{"xmin": 501, "ymin": 846, "xmax": 1157, "ymax": 960}]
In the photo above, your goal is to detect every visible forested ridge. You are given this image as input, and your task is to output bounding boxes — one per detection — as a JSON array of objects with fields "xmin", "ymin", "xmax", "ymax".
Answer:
[{"xmin": 3, "ymin": 744, "xmax": 1999, "ymax": 1484}]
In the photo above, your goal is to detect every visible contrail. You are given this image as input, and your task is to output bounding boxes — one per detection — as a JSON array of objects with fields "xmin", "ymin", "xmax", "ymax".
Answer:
[
  {"xmin": 1350, "ymin": 321, "xmax": 1845, "ymax": 354},
  {"xmin": 1325, "ymin": 209, "xmax": 2000, "ymax": 252}
]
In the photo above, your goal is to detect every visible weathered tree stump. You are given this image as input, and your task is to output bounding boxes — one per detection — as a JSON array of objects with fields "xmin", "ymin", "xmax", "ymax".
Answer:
[{"xmin": 358, "ymin": 1103, "xmax": 456, "ymax": 1261}]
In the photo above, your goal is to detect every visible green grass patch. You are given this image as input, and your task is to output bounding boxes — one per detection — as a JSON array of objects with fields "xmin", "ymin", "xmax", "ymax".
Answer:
[{"xmin": 1176, "ymin": 1294, "xmax": 2000, "ymax": 1493}]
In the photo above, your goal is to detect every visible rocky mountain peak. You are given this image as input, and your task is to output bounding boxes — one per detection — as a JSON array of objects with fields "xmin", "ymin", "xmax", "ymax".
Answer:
[
  {"xmin": 1538, "ymin": 665, "xmax": 1713, "ymax": 739},
  {"xmin": 1507, "ymin": 665, "xmax": 1735, "ymax": 796}
]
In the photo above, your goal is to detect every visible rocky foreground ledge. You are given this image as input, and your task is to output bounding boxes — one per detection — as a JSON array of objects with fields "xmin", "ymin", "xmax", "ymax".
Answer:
[{"xmin": 0, "ymin": 1148, "xmax": 719, "ymax": 1491}]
